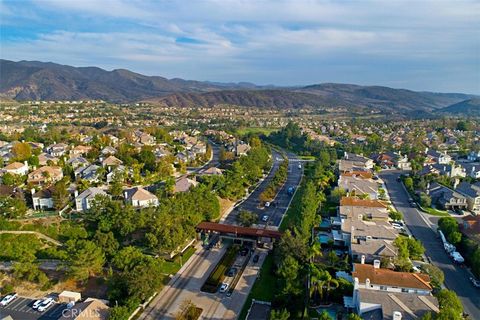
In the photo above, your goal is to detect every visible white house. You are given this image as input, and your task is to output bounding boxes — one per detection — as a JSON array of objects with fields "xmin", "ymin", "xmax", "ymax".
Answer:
[
  {"xmin": 75, "ymin": 187, "xmax": 107, "ymax": 212},
  {"xmin": 2, "ymin": 161, "xmax": 28, "ymax": 175},
  {"xmin": 352, "ymin": 261, "xmax": 432, "ymax": 295},
  {"xmin": 124, "ymin": 187, "xmax": 159, "ymax": 208},
  {"xmin": 32, "ymin": 187, "xmax": 55, "ymax": 210}
]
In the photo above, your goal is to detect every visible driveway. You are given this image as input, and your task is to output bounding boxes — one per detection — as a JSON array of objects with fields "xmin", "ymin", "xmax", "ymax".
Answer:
[{"xmin": 380, "ymin": 171, "xmax": 480, "ymax": 319}]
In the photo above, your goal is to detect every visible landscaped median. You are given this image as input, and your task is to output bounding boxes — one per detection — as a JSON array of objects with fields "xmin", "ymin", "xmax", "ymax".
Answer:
[{"xmin": 201, "ymin": 245, "xmax": 239, "ymax": 293}]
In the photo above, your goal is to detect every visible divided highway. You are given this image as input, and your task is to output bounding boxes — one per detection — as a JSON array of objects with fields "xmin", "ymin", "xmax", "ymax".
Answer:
[
  {"xmin": 139, "ymin": 149, "xmax": 304, "ymax": 319},
  {"xmin": 380, "ymin": 171, "xmax": 480, "ymax": 319},
  {"xmin": 223, "ymin": 149, "xmax": 303, "ymax": 227}
]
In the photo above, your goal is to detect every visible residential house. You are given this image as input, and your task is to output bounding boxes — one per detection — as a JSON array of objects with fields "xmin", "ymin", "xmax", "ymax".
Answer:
[
  {"xmin": 75, "ymin": 187, "xmax": 107, "ymax": 212},
  {"xmin": 353, "ymin": 288, "xmax": 439, "ymax": 320},
  {"xmin": 458, "ymin": 162, "xmax": 480, "ymax": 179},
  {"xmin": 67, "ymin": 156, "xmax": 90, "ymax": 169},
  {"xmin": 124, "ymin": 187, "xmax": 159, "ymax": 208},
  {"xmin": 58, "ymin": 298, "xmax": 110, "ymax": 320},
  {"xmin": 32, "ymin": 187, "xmax": 55, "ymax": 210},
  {"xmin": 338, "ymin": 174, "xmax": 380, "ymax": 199},
  {"xmin": 427, "ymin": 182, "xmax": 468, "ymax": 211},
  {"xmin": 46, "ymin": 143, "xmax": 69, "ymax": 157},
  {"xmin": 426, "ymin": 149, "xmax": 451, "ymax": 165},
  {"xmin": 101, "ymin": 146, "xmax": 117, "ymax": 156},
  {"xmin": 352, "ymin": 263, "xmax": 432, "ymax": 295},
  {"xmin": 102, "ymin": 155, "xmax": 123, "ymax": 171},
  {"xmin": 456, "ymin": 182, "xmax": 480, "ymax": 214},
  {"xmin": 342, "ymin": 152, "xmax": 374, "ymax": 170},
  {"xmin": 0, "ymin": 185, "xmax": 25, "ymax": 201},
  {"xmin": 174, "ymin": 176, "xmax": 198, "ymax": 193},
  {"xmin": 38, "ymin": 153, "xmax": 59, "ymax": 166},
  {"xmin": 106, "ymin": 165, "xmax": 127, "ymax": 184},
  {"xmin": 467, "ymin": 150, "xmax": 480, "ymax": 162},
  {"xmin": 76, "ymin": 164, "xmax": 101, "ymax": 182},
  {"xmin": 339, "ymin": 197, "xmax": 389, "ymax": 221},
  {"xmin": 201, "ymin": 167, "xmax": 223, "ymax": 176},
  {"xmin": 70, "ymin": 145, "xmax": 92, "ymax": 157},
  {"xmin": 27, "ymin": 166, "xmax": 63, "ymax": 185},
  {"xmin": 373, "ymin": 152, "xmax": 411, "ymax": 170},
  {"xmin": 2, "ymin": 161, "xmax": 29, "ymax": 175},
  {"xmin": 235, "ymin": 143, "xmax": 251, "ymax": 156}
]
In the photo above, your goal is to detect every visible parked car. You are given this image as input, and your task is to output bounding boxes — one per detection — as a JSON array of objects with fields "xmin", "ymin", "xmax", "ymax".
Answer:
[
  {"xmin": 470, "ymin": 277, "xmax": 480, "ymax": 288},
  {"xmin": 219, "ymin": 283, "xmax": 229, "ymax": 293},
  {"xmin": 265, "ymin": 201, "xmax": 271, "ymax": 208},
  {"xmin": 240, "ymin": 247, "xmax": 249, "ymax": 256},
  {"xmin": 32, "ymin": 298, "xmax": 45, "ymax": 309},
  {"xmin": 253, "ymin": 255, "xmax": 259, "ymax": 263},
  {"xmin": 298, "ymin": 164, "xmax": 302, "ymax": 169},
  {"xmin": 261, "ymin": 215, "xmax": 269, "ymax": 222},
  {"xmin": 1, "ymin": 293, "xmax": 17, "ymax": 306},
  {"xmin": 37, "ymin": 298, "xmax": 54, "ymax": 312},
  {"xmin": 227, "ymin": 267, "xmax": 238, "ymax": 277}
]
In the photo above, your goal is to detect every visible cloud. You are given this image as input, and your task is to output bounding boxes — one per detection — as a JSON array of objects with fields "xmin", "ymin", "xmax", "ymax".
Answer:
[{"xmin": 0, "ymin": 0, "xmax": 479, "ymax": 93}]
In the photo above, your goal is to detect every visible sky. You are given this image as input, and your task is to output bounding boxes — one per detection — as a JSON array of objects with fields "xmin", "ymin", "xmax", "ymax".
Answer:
[{"xmin": 1, "ymin": 0, "xmax": 479, "ymax": 94}]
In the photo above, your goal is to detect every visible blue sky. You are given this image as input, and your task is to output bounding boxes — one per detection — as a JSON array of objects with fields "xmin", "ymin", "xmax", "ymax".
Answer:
[{"xmin": 1, "ymin": 0, "xmax": 479, "ymax": 93}]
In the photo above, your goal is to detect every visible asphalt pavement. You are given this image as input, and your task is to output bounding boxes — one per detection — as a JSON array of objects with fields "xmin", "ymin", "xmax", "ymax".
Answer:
[
  {"xmin": 380, "ymin": 171, "xmax": 480, "ymax": 319},
  {"xmin": 223, "ymin": 150, "xmax": 303, "ymax": 227}
]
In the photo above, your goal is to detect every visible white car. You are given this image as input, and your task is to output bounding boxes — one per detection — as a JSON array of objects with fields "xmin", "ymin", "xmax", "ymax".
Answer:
[
  {"xmin": 0, "ymin": 293, "xmax": 17, "ymax": 306},
  {"xmin": 265, "ymin": 201, "xmax": 270, "ymax": 207},
  {"xmin": 298, "ymin": 164, "xmax": 302, "ymax": 169},
  {"xmin": 262, "ymin": 215, "xmax": 269, "ymax": 222},
  {"xmin": 219, "ymin": 283, "xmax": 229, "ymax": 293},
  {"xmin": 32, "ymin": 299, "xmax": 44, "ymax": 309},
  {"xmin": 37, "ymin": 298, "xmax": 54, "ymax": 312}
]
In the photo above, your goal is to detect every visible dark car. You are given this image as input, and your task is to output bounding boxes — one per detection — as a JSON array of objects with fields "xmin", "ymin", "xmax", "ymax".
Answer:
[
  {"xmin": 227, "ymin": 267, "xmax": 238, "ymax": 277},
  {"xmin": 240, "ymin": 247, "xmax": 249, "ymax": 256},
  {"xmin": 253, "ymin": 255, "xmax": 259, "ymax": 263}
]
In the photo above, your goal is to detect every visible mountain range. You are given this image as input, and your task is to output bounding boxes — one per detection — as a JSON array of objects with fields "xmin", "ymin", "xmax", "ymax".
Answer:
[{"xmin": 0, "ymin": 59, "xmax": 477, "ymax": 116}]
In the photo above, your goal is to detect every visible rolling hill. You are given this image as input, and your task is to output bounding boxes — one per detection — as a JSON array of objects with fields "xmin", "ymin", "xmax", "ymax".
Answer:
[
  {"xmin": 0, "ymin": 59, "xmax": 476, "ymax": 115},
  {"xmin": 439, "ymin": 98, "xmax": 480, "ymax": 116}
]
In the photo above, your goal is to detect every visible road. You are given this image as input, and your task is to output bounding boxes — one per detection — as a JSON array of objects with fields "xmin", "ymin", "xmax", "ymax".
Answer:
[
  {"xmin": 380, "ymin": 171, "xmax": 480, "ymax": 319},
  {"xmin": 223, "ymin": 150, "xmax": 304, "ymax": 227},
  {"xmin": 139, "ymin": 149, "xmax": 304, "ymax": 319}
]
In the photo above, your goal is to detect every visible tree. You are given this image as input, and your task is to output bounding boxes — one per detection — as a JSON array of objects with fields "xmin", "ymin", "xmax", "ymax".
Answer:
[
  {"xmin": 94, "ymin": 231, "xmax": 119, "ymax": 259},
  {"xmin": 436, "ymin": 289, "xmax": 463, "ymax": 315},
  {"xmin": 66, "ymin": 239, "xmax": 105, "ymax": 282},
  {"xmin": 389, "ymin": 210, "xmax": 403, "ymax": 221},
  {"xmin": 347, "ymin": 314, "xmax": 362, "ymax": 320},
  {"xmin": 238, "ymin": 210, "xmax": 258, "ymax": 227},
  {"xmin": 0, "ymin": 196, "xmax": 27, "ymax": 218},
  {"xmin": 277, "ymin": 255, "xmax": 301, "ymax": 295},
  {"xmin": 108, "ymin": 306, "xmax": 132, "ymax": 320},
  {"xmin": 419, "ymin": 192, "xmax": 431, "ymax": 208},
  {"xmin": 52, "ymin": 180, "xmax": 69, "ymax": 210},
  {"xmin": 421, "ymin": 264, "xmax": 444, "ymax": 288},
  {"xmin": 12, "ymin": 142, "xmax": 32, "ymax": 162},
  {"xmin": 318, "ymin": 310, "xmax": 333, "ymax": 320},
  {"xmin": 404, "ymin": 177, "xmax": 414, "ymax": 192},
  {"xmin": 109, "ymin": 172, "xmax": 124, "ymax": 199},
  {"xmin": 269, "ymin": 308, "xmax": 290, "ymax": 320}
]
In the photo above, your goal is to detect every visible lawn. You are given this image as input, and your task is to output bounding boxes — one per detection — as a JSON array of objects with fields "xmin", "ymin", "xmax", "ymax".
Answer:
[
  {"xmin": 238, "ymin": 253, "xmax": 276, "ymax": 320},
  {"xmin": 201, "ymin": 245, "xmax": 239, "ymax": 293},
  {"xmin": 420, "ymin": 206, "xmax": 449, "ymax": 217},
  {"xmin": 160, "ymin": 246, "xmax": 196, "ymax": 275},
  {"xmin": 237, "ymin": 127, "xmax": 278, "ymax": 136}
]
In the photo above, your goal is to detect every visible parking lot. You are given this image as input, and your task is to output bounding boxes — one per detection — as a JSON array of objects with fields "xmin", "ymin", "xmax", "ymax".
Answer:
[{"xmin": 0, "ymin": 296, "xmax": 69, "ymax": 320}]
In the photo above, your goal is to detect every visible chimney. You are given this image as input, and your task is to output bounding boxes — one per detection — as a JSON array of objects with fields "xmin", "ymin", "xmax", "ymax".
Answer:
[
  {"xmin": 393, "ymin": 311, "xmax": 402, "ymax": 320},
  {"xmin": 361, "ymin": 255, "xmax": 366, "ymax": 264},
  {"xmin": 453, "ymin": 178, "xmax": 460, "ymax": 190},
  {"xmin": 74, "ymin": 190, "xmax": 78, "ymax": 198},
  {"xmin": 24, "ymin": 160, "xmax": 28, "ymax": 167},
  {"xmin": 124, "ymin": 190, "xmax": 128, "ymax": 200},
  {"xmin": 344, "ymin": 151, "xmax": 348, "ymax": 159},
  {"xmin": 373, "ymin": 259, "xmax": 381, "ymax": 269}
]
